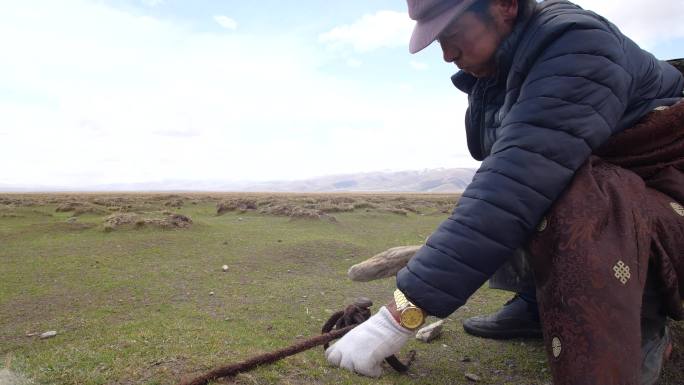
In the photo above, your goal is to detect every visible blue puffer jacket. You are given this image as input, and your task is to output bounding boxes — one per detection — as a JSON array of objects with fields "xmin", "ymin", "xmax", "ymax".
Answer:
[{"xmin": 397, "ymin": 0, "xmax": 684, "ymax": 318}]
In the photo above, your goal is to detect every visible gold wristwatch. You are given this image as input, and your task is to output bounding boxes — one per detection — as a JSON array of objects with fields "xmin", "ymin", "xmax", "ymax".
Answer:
[{"xmin": 393, "ymin": 289, "xmax": 426, "ymax": 330}]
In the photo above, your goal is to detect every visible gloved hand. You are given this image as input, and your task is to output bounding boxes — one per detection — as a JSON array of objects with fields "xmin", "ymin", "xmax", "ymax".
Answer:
[{"xmin": 325, "ymin": 306, "xmax": 413, "ymax": 377}]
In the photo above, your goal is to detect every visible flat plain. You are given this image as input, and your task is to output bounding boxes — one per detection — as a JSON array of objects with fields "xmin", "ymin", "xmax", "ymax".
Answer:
[{"xmin": 0, "ymin": 193, "xmax": 681, "ymax": 385}]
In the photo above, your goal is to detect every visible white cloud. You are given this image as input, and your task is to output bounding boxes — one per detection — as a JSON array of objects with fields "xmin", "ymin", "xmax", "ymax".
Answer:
[
  {"xmin": 346, "ymin": 58, "xmax": 363, "ymax": 68},
  {"xmin": 410, "ymin": 60, "xmax": 428, "ymax": 71},
  {"xmin": 572, "ymin": 0, "xmax": 684, "ymax": 49},
  {"xmin": 214, "ymin": 15, "xmax": 237, "ymax": 30},
  {"xmin": 319, "ymin": 10, "xmax": 413, "ymax": 52},
  {"xmin": 141, "ymin": 0, "xmax": 164, "ymax": 6}
]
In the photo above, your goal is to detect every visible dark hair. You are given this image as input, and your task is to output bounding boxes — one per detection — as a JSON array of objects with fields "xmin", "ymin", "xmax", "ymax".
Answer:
[{"xmin": 468, "ymin": 0, "xmax": 534, "ymax": 24}]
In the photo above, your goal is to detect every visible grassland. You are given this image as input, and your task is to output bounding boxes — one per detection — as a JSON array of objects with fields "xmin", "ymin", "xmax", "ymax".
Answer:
[{"xmin": 0, "ymin": 193, "xmax": 680, "ymax": 385}]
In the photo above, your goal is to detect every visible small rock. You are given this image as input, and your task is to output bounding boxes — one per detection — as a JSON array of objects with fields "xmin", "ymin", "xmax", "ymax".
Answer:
[
  {"xmin": 66, "ymin": 217, "xmax": 77, "ymax": 223},
  {"xmin": 221, "ymin": 265, "xmax": 229, "ymax": 272},
  {"xmin": 465, "ymin": 372, "xmax": 480, "ymax": 382},
  {"xmin": 295, "ymin": 334, "xmax": 304, "ymax": 339},
  {"xmin": 209, "ymin": 291, "xmax": 215, "ymax": 296},
  {"xmin": 238, "ymin": 217, "xmax": 243, "ymax": 221},
  {"xmin": 416, "ymin": 320, "xmax": 444, "ymax": 343},
  {"xmin": 25, "ymin": 332, "xmax": 38, "ymax": 337},
  {"xmin": 40, "ymin": 331, "xmax": 57, "ymax": 339}
]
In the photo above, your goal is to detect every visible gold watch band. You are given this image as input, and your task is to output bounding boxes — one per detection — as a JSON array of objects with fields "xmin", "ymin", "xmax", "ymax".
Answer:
[{"xmin": 394, "ymin": 289, "xmax": 415, "ymax": 310}]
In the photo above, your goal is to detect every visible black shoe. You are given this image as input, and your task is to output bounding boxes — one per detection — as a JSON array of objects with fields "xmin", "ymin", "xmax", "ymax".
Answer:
[
  {"xmin": 462, "ymin": 294, "xmax": 543, "ymax": 339},
  {"xmin": 640, "ymin": 326, "xmax": 672, "ymax": 385}
]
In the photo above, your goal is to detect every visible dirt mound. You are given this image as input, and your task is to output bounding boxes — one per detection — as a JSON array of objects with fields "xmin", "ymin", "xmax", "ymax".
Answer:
[
  {"xmin": 55, "ymin": 202, "xmax": 82, "ymax": 212},
  {"xmin": 382, "ymin": 207, "xmax": 409, "ymax": 216},
  {"xmin": 103, "ymin": 213, "xmax": 192, "ymax": 231},
  {"xmin": 210, "ymin": 194, "xmax": 463, "ymax": 221},
  {"xmin": 164, "ymin": 199, "xmax": 184, "ymax": 208},
  {"xmin": 73, "ymin": 206, "xmax": 106, "ymax": 216},
  {"xmin": 56, "ymin": 202, "xmax": 106, "ymax": 216},
  {"xmin": 166, "ymin": 214, "xmax": 193, "ymax": 227},
  {"xmin": 0, "ymin": 197, "xmax": 38, "ymax": 207},
  {"xmin": 307, "ymin": 201, "xmax": 355, "ymax": 213},
  {"xmin": 258, "ymin": 204, "xmax": 337, "ymax": 222},
  {"xmin": 216, "ymin": 198, "xmax": 258, "ymax": 215}
]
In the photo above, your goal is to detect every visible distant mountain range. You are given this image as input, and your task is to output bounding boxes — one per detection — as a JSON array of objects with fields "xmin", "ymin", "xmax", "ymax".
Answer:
[
  {"xmin": 0, "ymin": 168, "xmax": 476, "ymax": 193},
  {"xmin": 240, "ymin": 168, "xmax": 476, "ymax": 192}
]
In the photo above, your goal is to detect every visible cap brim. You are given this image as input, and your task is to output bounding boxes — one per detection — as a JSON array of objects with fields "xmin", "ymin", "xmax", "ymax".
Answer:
[{"xmin": 408, "ymin": 0, "xmax": 477, "ymax": 54}]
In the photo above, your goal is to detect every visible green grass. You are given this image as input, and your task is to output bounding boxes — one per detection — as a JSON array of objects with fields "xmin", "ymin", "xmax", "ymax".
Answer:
[{"xmin": 0, "ymin": 193, "xmax": 678, "ymax": 385}]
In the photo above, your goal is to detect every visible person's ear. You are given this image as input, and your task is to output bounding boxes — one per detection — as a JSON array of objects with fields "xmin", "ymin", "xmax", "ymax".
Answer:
[{"xmin": 493, "ymin": 0, "xmax": 519, "ymax": 24}]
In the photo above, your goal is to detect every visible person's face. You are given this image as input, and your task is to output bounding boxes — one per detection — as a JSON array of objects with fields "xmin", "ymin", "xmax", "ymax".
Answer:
[{"xmin": 438, "ymin": 1, "xmax": 517, "ymax": 78}]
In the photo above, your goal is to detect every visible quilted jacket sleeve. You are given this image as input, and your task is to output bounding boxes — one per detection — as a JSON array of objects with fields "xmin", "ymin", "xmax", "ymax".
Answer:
[{"xmin": 396, "ymin": 20, "xmax": 634, "ymax": 318}]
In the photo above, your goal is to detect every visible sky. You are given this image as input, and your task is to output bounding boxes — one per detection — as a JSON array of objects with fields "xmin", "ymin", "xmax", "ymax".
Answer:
[{"xmin": 1, "ymin": 0, "xmax": 683, "ymax": 188}]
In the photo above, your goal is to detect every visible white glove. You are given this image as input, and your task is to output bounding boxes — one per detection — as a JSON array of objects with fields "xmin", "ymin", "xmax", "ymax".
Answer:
[{"xmin": 325, "ymin": 306, "xmax": 413, "ymax": 377}]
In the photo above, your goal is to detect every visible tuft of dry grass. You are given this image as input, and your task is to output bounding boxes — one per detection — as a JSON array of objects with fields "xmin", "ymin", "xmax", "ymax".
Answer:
[{"xmin": 103, "ymin": 212, "xmax": 192, "ymax": 231}]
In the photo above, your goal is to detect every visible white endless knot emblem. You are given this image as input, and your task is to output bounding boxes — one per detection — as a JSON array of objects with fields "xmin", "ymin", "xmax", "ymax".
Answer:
[
  {"xmin": 671, "ymin": 202, "xmax": 684, "ymax": 217},
  {"xmin": 552, "ymin": 336, "xmax": 562, "ymax": 358},
  {"xmin": 613, "ymin": 261, "xmax": 631, "ymax": 285}
]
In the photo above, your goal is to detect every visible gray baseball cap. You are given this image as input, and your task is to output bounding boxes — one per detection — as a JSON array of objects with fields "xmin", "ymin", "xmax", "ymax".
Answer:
[{"xmin": 407, "ymin": 0, "xmax": 478, "ymax": 54}]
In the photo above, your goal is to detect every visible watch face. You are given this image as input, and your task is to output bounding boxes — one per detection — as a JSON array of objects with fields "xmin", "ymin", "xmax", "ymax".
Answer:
[{"xmin": 401, "ymin": 307, "xmax": 424, "ymax": 329}]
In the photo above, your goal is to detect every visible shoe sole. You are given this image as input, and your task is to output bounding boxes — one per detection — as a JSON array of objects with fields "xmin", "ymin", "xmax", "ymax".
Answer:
[{"xmin": 462, "ymin": 323, "xmax": 543, "ymax": 340}]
